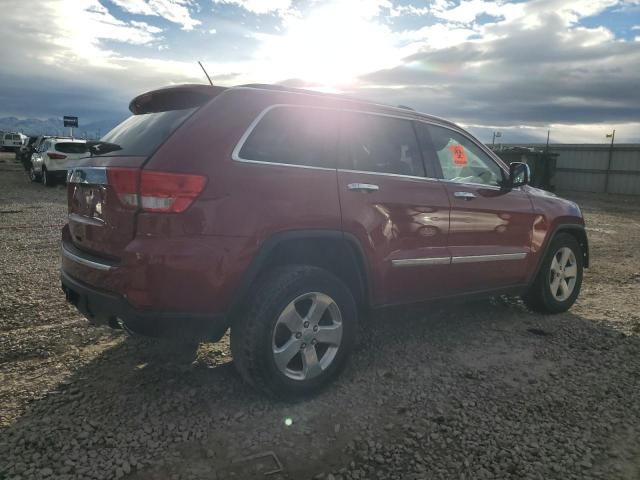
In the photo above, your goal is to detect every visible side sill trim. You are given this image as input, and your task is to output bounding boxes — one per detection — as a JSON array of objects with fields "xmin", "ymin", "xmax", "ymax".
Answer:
[
  {"xmin": 392, "ymin": 257, "xmax": 451, "ymax": 267},
  {"xmin": 62, "ymin": 245, "xmax": 113, "ymax": 271},
  {"xmin": 451, "ymin": 252, "xmax": 527, "ymax": 264}
]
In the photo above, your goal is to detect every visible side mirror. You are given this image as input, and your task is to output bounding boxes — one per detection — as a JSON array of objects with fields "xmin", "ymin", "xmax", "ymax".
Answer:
[{"xmin": 509, "ymin": 162, "xmax": 530, "ymax": 188}]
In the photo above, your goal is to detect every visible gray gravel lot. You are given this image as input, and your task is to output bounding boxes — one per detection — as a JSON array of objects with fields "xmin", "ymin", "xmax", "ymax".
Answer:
[{"xmin": 0, "ymin": 151, "xmax": 639, "ymax": 480}]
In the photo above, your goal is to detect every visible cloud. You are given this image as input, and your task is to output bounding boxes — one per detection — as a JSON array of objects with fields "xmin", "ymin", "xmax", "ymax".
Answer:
[
  {"xmin": 130, "ymin": 20, "xmax": 164, "ymax": 33},
  {"xmin": 212, "ymin": 0, "xmax": 292, "ymax": 15},
  {"xmin": 353, "ymin": 1, "xmax": 640, "ymax": 140},
  {"xmin": 0, "ymin": 0, "xmax": 638, "ymax": 143},
  {"xmin": 110, "ymin": 0, "xmax": 201, "ymax": 30},
  {"xmin": 0, "ymin": 0, "xmax": 207, "ymax": 121}
]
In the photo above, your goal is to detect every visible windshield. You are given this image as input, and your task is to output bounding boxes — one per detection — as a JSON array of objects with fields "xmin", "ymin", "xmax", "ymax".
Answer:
[{"xmin": 96, "ymin": 107, "xmax": 196, "ymax": 157}]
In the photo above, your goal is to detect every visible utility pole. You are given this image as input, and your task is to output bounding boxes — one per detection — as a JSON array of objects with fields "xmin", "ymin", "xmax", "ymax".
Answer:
[
  {"xmin": 545, "ymin": 129, "xmax": 550, "ymax": 152},
  {"xmin": 605, "ymin": 129, "xmax": 615, "ymax": 194},
  {"xmin": 492, "ymin": 131, "xmax": 501, "ymax": 149}
]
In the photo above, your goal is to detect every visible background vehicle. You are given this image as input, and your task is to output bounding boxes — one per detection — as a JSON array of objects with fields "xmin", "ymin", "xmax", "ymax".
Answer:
[
  {"xmin": 17, "ymin": 136, "xmax": 39, "ymax": 171},
  {"xmin": 1, "ymin": 132, "xmax": 26, "ymax": 151},
  {"xmin": 30, "ymin": 138, "xmax": 88, "ymax": 186},
  {"xmin": 60, "ymin": 84, "xmax": 588, "ymax": 397}
]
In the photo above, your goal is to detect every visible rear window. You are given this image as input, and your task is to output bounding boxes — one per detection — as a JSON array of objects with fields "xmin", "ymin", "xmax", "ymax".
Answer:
[
  {"xmin": 96, "ymin": 107, "xmax": 197, "ymax": 157},
  {"xmin": 55, "ymin": 142, "xmax": 88, "ymax": 154}
]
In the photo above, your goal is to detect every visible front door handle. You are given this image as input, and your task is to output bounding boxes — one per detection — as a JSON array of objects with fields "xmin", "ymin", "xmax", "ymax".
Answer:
[
  {"xmin": 348, "ymin": 183, "xmax": 379, "ymax": 193},
  {"xmin": 453, "ymin": 191, "xmax": 476, "ymax": 200}
]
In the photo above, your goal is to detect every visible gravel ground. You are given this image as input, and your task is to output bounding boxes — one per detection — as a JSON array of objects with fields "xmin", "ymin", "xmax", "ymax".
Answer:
[{"xmin": 0, "ymin": 150, "xmax": 639, "ymax": 480}]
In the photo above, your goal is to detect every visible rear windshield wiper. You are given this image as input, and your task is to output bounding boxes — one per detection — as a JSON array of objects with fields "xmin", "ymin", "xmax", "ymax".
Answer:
[{"xmin": 87, "ymin": 141, "xmax": 122, "ymax": 156}]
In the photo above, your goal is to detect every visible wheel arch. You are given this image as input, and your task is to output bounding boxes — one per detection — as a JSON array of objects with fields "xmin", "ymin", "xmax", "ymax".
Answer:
[
  {"xmin": 529, "ymin": 223, "xmax": 589, "ymax": 287},
  {"xmin": 228, "ymin": 230, "xmax": 371, "ymax": 319}
]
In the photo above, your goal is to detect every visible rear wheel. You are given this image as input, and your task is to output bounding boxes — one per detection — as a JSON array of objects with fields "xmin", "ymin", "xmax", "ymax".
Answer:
[
  {"xmin": 231, "ymin": 265, "xmax": 357, "ymax": 398},
  {"xmin": 42, "ymin": 167, "xmax": 56, "ymax": 187},
  {"xmin": 524, "ymin": 233, "xmax": 583, "ymax": 313}
]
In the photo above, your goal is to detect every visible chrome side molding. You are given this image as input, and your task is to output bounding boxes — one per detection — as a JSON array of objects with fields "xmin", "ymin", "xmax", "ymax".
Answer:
[{"xmin": 392, "ymin": 252, "xmax": 527, "ymax": 267}]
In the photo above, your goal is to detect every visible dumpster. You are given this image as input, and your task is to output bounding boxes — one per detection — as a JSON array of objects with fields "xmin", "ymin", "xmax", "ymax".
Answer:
[{"xmin": 492, "ymin": 146, "xmax": 558, "ymax": 191}]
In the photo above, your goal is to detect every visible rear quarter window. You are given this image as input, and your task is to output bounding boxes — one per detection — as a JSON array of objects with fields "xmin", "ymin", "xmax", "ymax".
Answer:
[
  {"xmin": 237, "ymin": 106, "xmax": 338, "ymax": 169},
  {"xmin": 97, "ymin": 107, "xmax": 197, "ymax": 157}
]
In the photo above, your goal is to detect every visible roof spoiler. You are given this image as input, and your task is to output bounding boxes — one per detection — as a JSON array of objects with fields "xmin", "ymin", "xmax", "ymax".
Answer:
[{"xmin": 129, "ymin": 84, "xmax": 227, "ymax": 114}]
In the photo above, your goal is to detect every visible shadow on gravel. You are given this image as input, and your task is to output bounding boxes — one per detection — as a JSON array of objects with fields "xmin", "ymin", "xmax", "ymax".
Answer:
[{"xmin": 2, "ymin": 299, "xmax": 639, "ymax": 480}]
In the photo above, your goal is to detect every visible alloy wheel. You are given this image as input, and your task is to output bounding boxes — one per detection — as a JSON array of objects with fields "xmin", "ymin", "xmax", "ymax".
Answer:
[
  {"xmin": 271, "ymin": 292, "xmax": 343, "ymax": 381},
  {"xmin": 549, "ymin": 246, "xmax": 578, "ymax": 301}
]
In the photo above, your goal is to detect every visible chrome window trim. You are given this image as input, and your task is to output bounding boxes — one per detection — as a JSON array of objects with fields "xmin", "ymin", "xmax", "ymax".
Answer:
[
  {"xmin": 62, "ymin": 245, "xmax": 113, "ymax": 271},
  {"xmin": 338, "ymin": 168, "xmax": 442, "ymax": 183},
  {"xmin": 392, "ymin": 257, "xmax": 452, "ymax": 267},
  {"xmin": 233, "ymin": 157, "xmax": 336, "ymax": 172},
  {"xmin": 451, "ymin": 252, "xmax": 527, "ymax": 264},
  {"xmin": 231, "ymin": 103, "xmax": 510, "ymax": 181},
  {"xmin": 392, "ymin": 252, "xmax": 527, "ymax": 267}
]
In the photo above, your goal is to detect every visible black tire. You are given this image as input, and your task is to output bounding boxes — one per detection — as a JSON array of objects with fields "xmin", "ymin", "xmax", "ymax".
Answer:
[
  {"xmin": 29, "ymin": 166, "xmax": 40, "ymax": 183},
  {"xmin": 231, "ymin": 265, "xmax": 358, "ymax": 398},
  {"xmin": 42, "ymin": 167, "xmax": 55, "ymax": 186},
  {"xmin": 524, "ymin": 232, "xmax": 584, "ymax": 314}
]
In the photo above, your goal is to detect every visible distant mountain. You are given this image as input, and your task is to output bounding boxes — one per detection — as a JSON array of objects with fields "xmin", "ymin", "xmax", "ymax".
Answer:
[{"xmin": 0, "ymin": 115, "xmax": 127, "ymax": 139}]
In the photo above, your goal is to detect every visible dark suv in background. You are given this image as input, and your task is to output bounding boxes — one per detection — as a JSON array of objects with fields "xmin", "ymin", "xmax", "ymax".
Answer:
[{"xmin": 61, "ymin": 84, "xmax": 588, "ymax": 397}]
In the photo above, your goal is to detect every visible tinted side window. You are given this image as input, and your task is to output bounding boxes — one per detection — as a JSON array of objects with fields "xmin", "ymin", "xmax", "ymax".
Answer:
[
  {"xmin": 339, "ymin": 112, "xmax": 424, "ymax": 177},
  {"xmin": 238, "ymin": 107, "xmax": 337, "ymax": 168},
  {"xmin": 424, "ymin": 124, "xmax": 505, "ymax": 186}
]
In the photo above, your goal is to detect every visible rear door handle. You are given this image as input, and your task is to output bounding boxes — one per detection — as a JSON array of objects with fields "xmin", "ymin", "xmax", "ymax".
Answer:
[
  {"xmin": 348, "ymin": 183, "xmax": 379, "ymax": 193},
  {"xmin": 453, "ymin": 191, "xmax": 476, "ymax": 200}
]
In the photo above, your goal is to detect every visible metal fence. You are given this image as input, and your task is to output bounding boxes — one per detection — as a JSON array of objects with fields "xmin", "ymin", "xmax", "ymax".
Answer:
[{"xmin": 502, "ymin": 144, "xmax": 640, "ymax": 195}]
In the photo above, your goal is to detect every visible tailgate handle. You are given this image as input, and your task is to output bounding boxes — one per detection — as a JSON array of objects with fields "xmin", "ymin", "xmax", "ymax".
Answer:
[
  {"xmin": 453, "ymin": 191, "xmax": 476, "ymax": 200},
  {"xmin": 348, "ymin": 183, "xmax": 379, "ymax": 193}
]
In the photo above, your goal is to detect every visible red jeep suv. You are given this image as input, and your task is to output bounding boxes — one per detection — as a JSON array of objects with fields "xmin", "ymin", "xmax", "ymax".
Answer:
[{"xmin": 61, "ymin": 84, "xmax": 588, "ymax": 397}]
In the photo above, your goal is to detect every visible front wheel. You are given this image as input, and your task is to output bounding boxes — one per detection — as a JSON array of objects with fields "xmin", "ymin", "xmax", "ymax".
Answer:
[
  {"xmin": 524, "ymin": 233, "xmax": 584, "ymax": 313},
  {"xmin": 29, "ymin": 166, "xmax": 40, "ymax": 182},
  {"xmin": 42, "ymin": 167, "xmax": 56, "ymax": 186},
  {"xmin": 231, "ymin": 265, "xmax": 357, "ymax": 398}
]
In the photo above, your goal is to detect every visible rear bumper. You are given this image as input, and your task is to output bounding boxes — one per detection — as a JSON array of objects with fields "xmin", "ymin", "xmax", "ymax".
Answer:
[{"xmin": 61, "ymin": 269, "xmax": 229, "ymax": 341}]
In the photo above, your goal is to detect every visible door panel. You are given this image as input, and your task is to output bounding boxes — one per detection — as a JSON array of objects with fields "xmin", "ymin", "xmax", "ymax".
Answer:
[
  {"xmin": 446, "ymin": 184, "xmax": 534, "ymax": 292},
  {"xmin": 336, "ymin": 112, "xmax": 451, "ymax": 305},
  {"xmin": 417, "ymin": 122, "xmax": 536, "ymax": 293}
]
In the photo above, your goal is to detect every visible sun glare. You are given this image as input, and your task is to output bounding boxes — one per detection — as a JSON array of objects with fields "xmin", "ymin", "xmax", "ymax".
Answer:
[{"xmin": 257, "ymin": 3, "xmax": 400, "ymax": 88}]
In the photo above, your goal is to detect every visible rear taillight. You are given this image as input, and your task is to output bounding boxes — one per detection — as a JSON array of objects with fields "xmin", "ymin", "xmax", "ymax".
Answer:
[
  {"xmin": 48, "ymin": 152, "xmax": 67, "ymax": 160},
  {"xmin": 139, "ymin": 171, "xmax": 207, "ymax": 213},
  {"xmin": 107, "ymin": 168, "xmax": 140, "ymax": 209},
  {"xmin": 106, "ymin": 169, "xmax": 206, "ymax": 213}
]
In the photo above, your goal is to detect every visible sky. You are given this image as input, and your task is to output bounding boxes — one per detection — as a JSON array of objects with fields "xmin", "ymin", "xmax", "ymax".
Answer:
[{"xmin": 1, "ymin": 0, "xmax": 639, "ymax": 143}]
